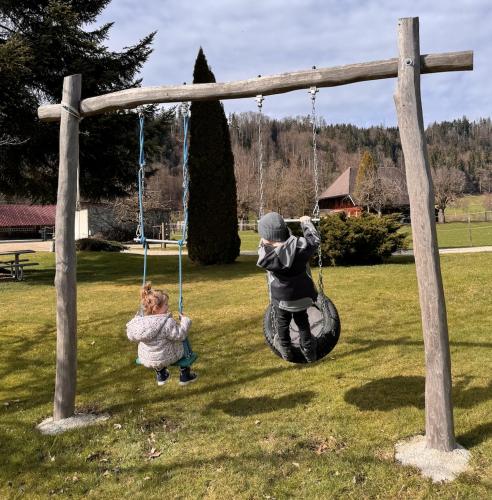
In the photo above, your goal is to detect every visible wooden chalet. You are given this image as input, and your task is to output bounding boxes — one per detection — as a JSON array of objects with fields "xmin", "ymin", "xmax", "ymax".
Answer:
[{"xmin": 318, "ymin": 166, "xmax": 409, "ymax": 217}]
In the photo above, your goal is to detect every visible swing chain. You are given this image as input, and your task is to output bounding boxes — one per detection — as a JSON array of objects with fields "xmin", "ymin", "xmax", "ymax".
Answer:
[
  {"xmin": 256, "ymin": 95, "xmax": 265, "ymax": 219},
  {"xmin": 266, "ymin": 273, "xmax": 280, "ymax": 351},
  {"xmin": 308, "ymin": 87, "xmax": 324, "ymax": 290}
]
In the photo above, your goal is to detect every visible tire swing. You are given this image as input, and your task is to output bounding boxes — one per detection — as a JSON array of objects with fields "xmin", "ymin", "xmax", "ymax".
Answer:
[{"xmin": 256, "ymin": 89, "xmax": 341, "ymax": 364}]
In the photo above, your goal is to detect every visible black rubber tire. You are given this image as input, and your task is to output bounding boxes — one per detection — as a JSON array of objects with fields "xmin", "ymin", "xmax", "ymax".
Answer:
[{"xmin": 263, "ymin": 293, "xmax": 341, "ymax": 364}]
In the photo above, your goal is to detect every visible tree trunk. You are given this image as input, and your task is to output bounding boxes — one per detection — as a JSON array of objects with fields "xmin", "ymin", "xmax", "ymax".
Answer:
[
  {"xmin": 394, "ymin": 18, "xmax": 455, "ymax": 452},
  {"xmin": 53, "ymin": 74, "xmax": 81, "ymax": 421},
  {"xmin": 438, "ymin": 208, "xmax": 445, "ymax": 224}
]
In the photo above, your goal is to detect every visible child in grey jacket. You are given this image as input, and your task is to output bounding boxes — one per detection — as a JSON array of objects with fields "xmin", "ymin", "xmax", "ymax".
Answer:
[
  {"xmin": 126, "ymin": 282, "xmax": 197, "ymax": 386},
  {"xmin": 257, "ymin": 213, "xmax": 320, "ymax": 362}
]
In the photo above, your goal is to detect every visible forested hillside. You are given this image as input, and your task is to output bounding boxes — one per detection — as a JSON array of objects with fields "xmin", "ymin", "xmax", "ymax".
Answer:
[
  {"xmin": 227, "ymin": 115, "xmax": 492, "ymax": 218},
  {"xmin": 6, "ymin": 113, "xmax": 489, "ymax": 220}
]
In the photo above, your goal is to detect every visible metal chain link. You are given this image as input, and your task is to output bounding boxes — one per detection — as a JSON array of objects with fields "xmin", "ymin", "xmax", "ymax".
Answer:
[
  {"xmin": 309, "ymin": 87, "xmax": 324, "ymax": 290},
  {"xmin": 256, "ymin": 95, "xmax": 265, "ymax": 218},
  {"xmin": 310, "ymin": 87, "xmax": 320, "ymax": 219}
]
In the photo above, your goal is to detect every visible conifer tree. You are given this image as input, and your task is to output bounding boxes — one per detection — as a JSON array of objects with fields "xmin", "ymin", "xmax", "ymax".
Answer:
[
  {"xmin": 0, "ymin": 1, "xmax": 168, "ymax": 202},
  {"xmin": 187, "ymin": 48, "xmax": 240, "ymax": 264}
]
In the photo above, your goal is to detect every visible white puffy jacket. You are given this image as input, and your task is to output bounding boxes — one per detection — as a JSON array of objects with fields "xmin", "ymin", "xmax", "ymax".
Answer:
[{"xmin": 126, "ymin": 313, "xmax": 191, "ymax": 369}]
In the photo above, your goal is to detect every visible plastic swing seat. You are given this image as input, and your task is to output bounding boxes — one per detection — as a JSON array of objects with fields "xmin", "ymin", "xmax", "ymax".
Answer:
[
  {"xmin": 263, "ymin": 292, "xmax": 341, "ymax": 364},
  {"xmin": 135, "ymin": 339, "xmax": 197, "ymax": 368},
  {"xmin": 135, "ymin": 353, "xmax": 197, "ymax": 368}
]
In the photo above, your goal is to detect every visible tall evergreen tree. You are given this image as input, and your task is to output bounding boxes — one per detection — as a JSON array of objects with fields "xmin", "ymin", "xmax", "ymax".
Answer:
[
  {"xmin": 0, "ymin": 0, "xmax": 168, "ymax": 202},
  {"xmin": 187, "ymin": 48, "xmax": 240, "ymax": 264}
]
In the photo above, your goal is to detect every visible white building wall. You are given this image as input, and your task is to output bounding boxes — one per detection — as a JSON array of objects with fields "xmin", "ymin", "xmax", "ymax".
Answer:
[{"xmin": 75, "ymin": 209, "xmax": 89, "ymax": 239}]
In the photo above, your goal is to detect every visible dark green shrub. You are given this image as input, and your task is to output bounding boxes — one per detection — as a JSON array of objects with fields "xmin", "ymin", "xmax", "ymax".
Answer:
[
  {"xmin": 76, "ymin": 238, "xmax": 128, "ymax": 252},
  {"xmin": 319, "ymin": 213, "xmax": 407, "ymax": 266}
]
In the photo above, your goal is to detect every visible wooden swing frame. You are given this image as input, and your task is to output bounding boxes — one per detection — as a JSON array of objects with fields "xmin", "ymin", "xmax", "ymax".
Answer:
[{"xmin": 38, "ymin": 17, "xmax": 473, "ymax": 452}]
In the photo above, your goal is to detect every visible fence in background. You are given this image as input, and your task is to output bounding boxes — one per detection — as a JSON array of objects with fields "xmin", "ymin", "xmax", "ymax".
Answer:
[{"xmin": 446, "ymin": 210, "xmax": 492, "ymax": 223}]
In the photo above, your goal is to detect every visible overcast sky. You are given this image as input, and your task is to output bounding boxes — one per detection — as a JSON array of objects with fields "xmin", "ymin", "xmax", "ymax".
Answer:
[{"xmin": 96, "ymin": 0, "xmax": 489, "ymax": 127}]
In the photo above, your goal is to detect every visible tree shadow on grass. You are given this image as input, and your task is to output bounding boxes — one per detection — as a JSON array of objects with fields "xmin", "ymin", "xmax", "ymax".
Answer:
[
  {"xmin": 0, "ymin": 426, "xmax": 385, "ymax": 495},
  {"xmin": 337, "ymin": 336, "xmax": 492, "ymax": 362},
  {"xmin": 457, "ymin": 421, "xmax": 492, "ymax": 447},
  {"xmin": 344, "ymin": 375, "xmax": 492, "ymax": 411},
  {"xmin": 385, "ymin": 254, "xmax": 416, "ymax": 265},
  {"xmin": 0, "ymin": 309, "xmax": 289, "ymax": 418},
  {"xmin": 206, "ymin": 391, "xmax": 316, "ymax": 417},
  {"xmin": 22, "ymin": 253, "xmax": 262, "ymax": 287}
]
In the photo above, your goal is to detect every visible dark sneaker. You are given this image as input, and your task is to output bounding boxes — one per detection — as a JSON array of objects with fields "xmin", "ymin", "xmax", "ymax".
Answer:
[
  {"xmin": 179, "ymin": 367, "xmax": 198, "ymax": 386},
  {"xmin": 276, "ymin": 344, "xmax": 295, "ymax": 362},
  {"xmin": 301, "ymin": 337, "xmax": 318, "ymax": 363},
  {"xmin": 156, "ymin": 367, "xmax": 170, "ymax": 386}
]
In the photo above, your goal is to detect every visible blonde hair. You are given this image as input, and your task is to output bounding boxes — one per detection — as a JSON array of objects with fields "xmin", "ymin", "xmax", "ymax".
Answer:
[{"xmin": 140, "ymin": 282, "xmax": 169, "ymax": 315}]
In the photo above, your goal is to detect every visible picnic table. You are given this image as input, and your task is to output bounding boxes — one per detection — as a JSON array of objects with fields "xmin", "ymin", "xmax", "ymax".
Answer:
[{"xmin": 0, "ymin": 250, "xmax": 38, "ymax": 281}]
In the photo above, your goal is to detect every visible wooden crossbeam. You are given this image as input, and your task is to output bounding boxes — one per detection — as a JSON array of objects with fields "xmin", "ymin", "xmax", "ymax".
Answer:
[{"xmin": 38, "ymin": 51, "xmax": 472, "ymax": 122}]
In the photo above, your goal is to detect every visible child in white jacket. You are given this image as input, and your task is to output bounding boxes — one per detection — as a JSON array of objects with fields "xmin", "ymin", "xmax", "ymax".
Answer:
[{"xmin": 126, "ymin": 282, "xmax": 197, "ymax": 386}]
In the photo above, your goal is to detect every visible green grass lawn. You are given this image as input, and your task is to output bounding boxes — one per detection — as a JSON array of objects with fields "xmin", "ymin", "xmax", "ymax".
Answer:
[
  {"xmin": 1, "ymin": 252, "xmax": 491, "ymax": 498},
  {"xmin": 239, "ymin": 231, "xmax": 259, "ymax": 252},
  {"xmin": 402, "ymin": 222, "xmax": 492, "ymax": 249},
  {"xmin": 447, "ymin": 194, "xmax": 491, "ymax": 216},
  {"xmin": 169, "ymin": 231, "xmax": 259, "ymax": 252},
  {"xmin": 242, "ymin": 223, "xmax": 492, "ymax": 252}
]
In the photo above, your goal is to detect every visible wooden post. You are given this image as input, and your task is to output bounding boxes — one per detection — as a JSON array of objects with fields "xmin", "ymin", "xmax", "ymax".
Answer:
[
  {"xmin": 53, "ymin": 74, "xmax": 81, "ymax": 420},
  {"xmin": 394, "ymin": 18, "xmax": 455, "ymax": 451}
]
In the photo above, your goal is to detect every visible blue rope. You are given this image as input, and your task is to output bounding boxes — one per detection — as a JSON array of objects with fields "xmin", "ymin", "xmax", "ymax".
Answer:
[
  {"xmin": 137, "ymin": 112, "xmax": 147, "ymax": 285},
  {"xmin": 136, "ymin": 106, "xmax": 194, "ymax": 362},
  {"xmin": 178, "ymin": 105, "xmax": 194, "ymax": 362},
  {"xmin": 178, "ymin": 107, "xmax": 190, "ymax": 314}
]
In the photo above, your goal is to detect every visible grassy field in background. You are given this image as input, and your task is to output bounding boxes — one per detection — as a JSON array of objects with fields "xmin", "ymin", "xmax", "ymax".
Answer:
[
  {"xmin": 1, "ymin": 251, "xmax": 491, "ymax": 498},
  {"xmin": 402, "ymin": 221, "xmax": 492, "ymax": 249},
  {"xmin": 240, "ymin": 222, "xmax": 492, "ymax": 253},
  {"xmin": 238, "ymin": 231, "xmax": 259, "ymax": 252},
  {"xmin": 447, "ymin": 194, "xmax": 491, "ymax": 216}
]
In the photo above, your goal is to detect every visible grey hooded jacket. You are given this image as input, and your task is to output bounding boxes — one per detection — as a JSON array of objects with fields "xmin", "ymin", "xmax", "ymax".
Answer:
[
  {"xmin": 126, "ymin": 313, "xmax": 191, "ymax": 369},
  {"xmin": 257, "ymin": 221, "xmax": 320, "ymax": 311}
]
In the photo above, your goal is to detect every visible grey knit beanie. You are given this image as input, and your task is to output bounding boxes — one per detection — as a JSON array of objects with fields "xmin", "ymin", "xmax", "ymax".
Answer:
[{"xmin": 258, "ymin": 212, "xmax": 289, "ymax": 242}]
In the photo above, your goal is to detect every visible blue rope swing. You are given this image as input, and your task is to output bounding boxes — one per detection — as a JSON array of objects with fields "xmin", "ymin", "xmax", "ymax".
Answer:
[
  {"xmin": 137, "ymin": 112, "xmax": 148, "ymax": 285},
  {"xmin": 178, "ymin": 106, "xmax": 190, "ymax": 315},
  {"xmin": 136, "ymin": 106, "xmax": 196, "ymax": 365},
  {"xmin": 178, "ymin": 104, "xmax": 193, "ymax": 360}
]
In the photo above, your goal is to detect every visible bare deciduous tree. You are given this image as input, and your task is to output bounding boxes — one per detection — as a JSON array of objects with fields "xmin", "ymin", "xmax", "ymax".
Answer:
[
  {"xmin": 233, "ymin": 145, "xmax": 257, "ymax": 220},
  {"xmin": 353, "ymin": 152, "xmax": 406, "ymax": 216},
  {"xmin": 476, "ymin": 166, "xmax": 492, "ymax": 193},
  {"xmin": 432, "ymin": 166, "xmax": 466, "ymax": 223}
]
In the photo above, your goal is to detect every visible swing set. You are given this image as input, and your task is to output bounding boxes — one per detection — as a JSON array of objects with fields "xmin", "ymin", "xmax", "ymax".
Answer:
[{"xmin": 38, "ymin": 17, "xmax": 472, "ymax": 454}]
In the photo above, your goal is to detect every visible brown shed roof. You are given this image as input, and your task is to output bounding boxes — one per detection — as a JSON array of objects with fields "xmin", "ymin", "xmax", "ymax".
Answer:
[
  {"xmin": 319, "ymin": 167, "xmax": 358, "ymax": 199},
  {"xmin": 0, "ymin": 205, "xmax": 56, "ymax": 228}
]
